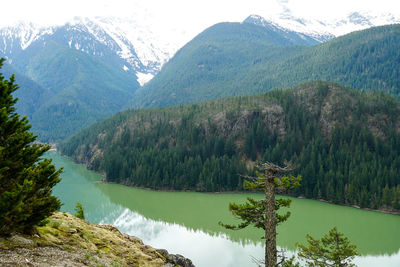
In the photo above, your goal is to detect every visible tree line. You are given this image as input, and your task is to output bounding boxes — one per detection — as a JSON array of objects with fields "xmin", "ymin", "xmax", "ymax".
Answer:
[{"xmin": 60, "ymin": 81, "xmax": 400, "ymax": 211}]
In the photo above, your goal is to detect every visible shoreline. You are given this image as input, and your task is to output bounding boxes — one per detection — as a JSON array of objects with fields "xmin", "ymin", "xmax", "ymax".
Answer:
[
  {"xmin": 97, "ymin": 179, "xmax": 400, "ymax": 216},
  {"xmin": 57, "ymin": 151, "xmax": 400, "ymax": 217}
]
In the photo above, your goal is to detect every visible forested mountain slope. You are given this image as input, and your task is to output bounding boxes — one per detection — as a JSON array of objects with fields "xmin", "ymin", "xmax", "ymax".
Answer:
[
  {"xmin": 131, "ymin": 24, "xmax": 400, "ymax": 108},
  {"xmin": 1, "ymin": 44, "xmax": 139, "ymax": 141},
  {"xmin": 1, "ymin": 23, "xmax": 141, "ymax": 142},
  {"xmin": 60, "ymin": 82, "xmax": 400, "ymax": 211},
  {"xmin": 128, "ymin": 21, "xmax": 313, "ymax": 108},
  {"xmin": 21, "ymin": 42, "xmax": 139, "ymax": 141},
  {"xmin": 1, "ymin": 62, "xmax": 52, "ymax": 118}
]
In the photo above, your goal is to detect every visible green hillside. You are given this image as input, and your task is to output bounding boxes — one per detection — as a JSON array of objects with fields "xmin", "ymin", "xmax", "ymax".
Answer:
[
  {"xmin": 129, "ymin": 22, "xmax": 308, "ymax": 108},
  {"xmin": 130, "ymin": 24, "xmax": 400, "ymax": 108},
  {"xmin": 26, "ymin": 42, "xmax": 139, "ymax": 141},
  {"xmin": 1, "ymin": 63, "xmax": 52, "ymax": 118},
  {"xmin": 60, "ymin": 81, "xmax": 400, "ymax": 211},
  {"xmin": 5, "ymin": 41, "xmax": 139, "ymax": 142}
]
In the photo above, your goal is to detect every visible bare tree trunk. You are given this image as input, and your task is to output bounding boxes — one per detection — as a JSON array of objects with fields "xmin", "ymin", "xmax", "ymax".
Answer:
[{"xmin": 265, "ymin": 171, "xmax": 276, "ymax": 267}]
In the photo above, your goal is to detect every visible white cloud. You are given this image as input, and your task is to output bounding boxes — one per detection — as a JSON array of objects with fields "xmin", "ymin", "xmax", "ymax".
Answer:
[{"xmin": 1, "ymin": 0, "xmax": 399, "ymax": 31}]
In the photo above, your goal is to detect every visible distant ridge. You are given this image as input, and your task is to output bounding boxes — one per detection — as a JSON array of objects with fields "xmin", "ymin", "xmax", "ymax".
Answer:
[
  {"xmin": 1, "ymin": 12, "xmax": 399, "ymax": 141},
  {"xmin": 243, "ymin": 14, "xmax": 333, "ymax": 43},
  {"xmin": 130, "ymin": 23, "xmax": 400, "ymax": 108}
]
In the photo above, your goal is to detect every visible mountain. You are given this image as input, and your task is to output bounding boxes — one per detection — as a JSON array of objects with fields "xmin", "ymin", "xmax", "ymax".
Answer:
[
  {"xmin": 1, "ymin": 12, "xmax": 399, "ymax": 141},
  {"xmin": 243, "ymin": 14, "xmax": 334, "ymax": 43},
  {"xmin": 1, "ymin": 62, "xmax": 52, "ymax": 117},
  {"xmin": 2, "ymin": 11, "xmax": 398, "ymax": 85},
  {"xmin": 0, "ymin": 19, "xmax": 158, "ymax": 141},
  {"xmin": 251, "ymin": 11, "xmax": 400, "ymax": 41},
  {"xmin": 0, "ymin": 16, "xmax": 193, "ymax": 141},
  {"xmin": 1, "ymin": 42, "xmax": 139, "ymax": 141},
  {"xmin": 243, "ymin": 15, "xmax": 325, "ymax": 44},
  {"xmin": 128, "ymin": 20, "xmax": 315, "ymax": 108},
  {"xmin": 25, "ymin": 44, "xmax": 139, "ymax": 141},
  {"xmin": 130, "ymin": 23, "xmax": 400, "ymax": 108},
  {"xmin": 60, "ymin": 81, "xmax": 400, "ymax": 211},
  {"xmin": 0, "ymin": 17, "xmax": 176, "ymax": 84}
]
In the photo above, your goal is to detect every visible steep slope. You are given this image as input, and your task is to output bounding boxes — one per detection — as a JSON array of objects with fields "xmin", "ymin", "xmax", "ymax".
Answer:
[
  {"xmin": 2, "ymin": 14, "xmax": 399, "ymax": 141},
  {"xmin": 252, "ymin": 11, "xmax": 400, "ymax": 41},
  {"xmin": 131, "ymin": 23, "xmax": 400, "ymax": 108},
  {"xmin": 129, "ymin": 21, "xmax": 315, "ymax": 108},
  {"xmin": 264, "ymin": 24, "xmax": 400, "ymax": 96},
  {"xmin": 25, "ymin": 42, "xmax": 139, "ymax": 141},
  {"xmin": 243, "ymin": 14, "xmax": 333, "ymax": 43},
  {"xmin": 1, "ymin": 62, "xmax": 52, "ymax": 118},
  {"xmin": 60, "ymin": 82, "xmax": 400, "ymax": 211},
  {"xmin": 0, "ymin": 18, "xmax": 182, "ymax": 142},
  {"xmin": 0, "ymin": 18, "xmax": 170, "ymax": 82},
  {"xmin": 1, "ymin": 12, "xmax": 399, "ymax": 84},
  {"xmin": 0, "ymin": 22, "xmax": 142, "ymax": 141}
]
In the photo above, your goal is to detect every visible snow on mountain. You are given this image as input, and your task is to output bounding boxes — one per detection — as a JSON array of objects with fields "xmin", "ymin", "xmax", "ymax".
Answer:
[
  {"xmin": 70, "ymin": 16, "xmax": 184, "ymax": 76},
  {"xmin": 61, "ymin": 17, "xmax": 147, "ymax": 74},
  {"xmin": 243, "ymin": 14, "xmax": 326, "ymax": 44},
  {"xmin": 0, "ymin": 17, "xmax": 181, "ymax": 85},
  {"xmin": 0, "ymin": 22, "xmax": 54, "ymax": 54},
  {"xmin": 246, "ymin": 11, "xmax": 400, "ymax": 43},
  {"xmin": 244, "ymin": 14, "xmax": 334, "ymax": 43},
  {"xmin": 91, "ymin": 17, "xmax": 174, "ymax": 71},
  {"xmin": 1, "ymin": 11, "xmax": 399, "ymax": 86},
  {"xmin": 136, "ymin": 72, "xmax": 155, "ymax": 86},
  {"xmin": 330, "ymin": 11, "xmax": 400, "ymax": 35}
]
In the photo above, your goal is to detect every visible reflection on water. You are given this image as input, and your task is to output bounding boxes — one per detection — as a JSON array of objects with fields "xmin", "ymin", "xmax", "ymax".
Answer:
[
  {"xmin": 100, "ymin": 207, "xmax": 265, "ymax": 267},
  {"xmin": 94, "ymin": 182, "xmax": 266, "ymax": 246},
  {"xmin": 50, "ymin": 152, "xmax": 400, "ymax": 267},
  {"xmin": 355, "ymin": 251, "xmax": 400, "ymax": 267},
  {"xmin": 102, "ymin": 204, "xmax": 400, "ymax": 267}
]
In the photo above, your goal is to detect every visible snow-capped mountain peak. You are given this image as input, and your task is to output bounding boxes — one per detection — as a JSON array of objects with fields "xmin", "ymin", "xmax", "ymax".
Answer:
[
  {"xmin": 244, "ymin": 14, "xmax": 334, "ymax": 43},
  {"xmin": 0, "ymin": 22, "xmax": 54, "ymax": 53},
  {"xmin": 243, "ymin": 14, "xmax": 329, "ymax": 43},
  {"xmin": 244, "ymin": 11, "xmax": 400, "ymax": 43},
  {"xmin": 63, "ymin": 16, "xmax": 175, "ymax": 76},
  {"xmin": 0, "ymin": 17, "xmax": 182, "ymax": 86},
  {"xmin": 331, "ymin": 11, "xmax": 400, "ymax": 35},
  {"xmin": 1, "ymin": 11, "xmax": 399, "ymax": 86}
]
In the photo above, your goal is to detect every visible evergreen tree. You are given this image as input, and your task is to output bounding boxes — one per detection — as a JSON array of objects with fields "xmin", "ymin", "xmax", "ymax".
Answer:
[
  {"xmin": 0, "ymin": 58, "xmax": 62, "ymax": 235},
  {"xmin": 220, "ymin": 161, "xmax": 301, "ymax": 266},
  {"xmin": 297, "ymin": 227, "xmax": 359, "ymax": 267},
  {"xmin": 60, "ymin": 81, "xmax": 400, "ymax": 211},
  {"xmin": 74, "ymin": 202, "xmax": 85, "ymax": 220}
]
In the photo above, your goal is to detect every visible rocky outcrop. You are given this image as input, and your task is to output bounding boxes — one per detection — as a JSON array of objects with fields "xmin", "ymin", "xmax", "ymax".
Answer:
[
  {"xmin": 0, "ymin": 212, "xmax": 193, "ymax": 267},
  {"xmin": 157, "ymin": 249, "xmax": 195, "ymax": 267}
]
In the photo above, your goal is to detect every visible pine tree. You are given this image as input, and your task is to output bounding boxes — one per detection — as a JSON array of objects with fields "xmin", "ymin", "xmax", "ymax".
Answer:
[
  {"xmin": 0, "ymin": 58, "xmax": 62, "ymax": 235},
  {"xmin": 297, "ymin": 227, "xmax": 359, "ymax": 267},
  {"xmin": 220, "ymin": 161, "xmax": 301, "ymax": 266},
  {"xmin": 74, "ymin": 202, "xmax": 85, "ymax": 220}
]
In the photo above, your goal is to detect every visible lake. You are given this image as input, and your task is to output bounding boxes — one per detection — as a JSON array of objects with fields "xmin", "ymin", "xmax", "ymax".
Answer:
[{"xmin": 49, "ymin": 151, "xmax": 400, "ymax": 266}]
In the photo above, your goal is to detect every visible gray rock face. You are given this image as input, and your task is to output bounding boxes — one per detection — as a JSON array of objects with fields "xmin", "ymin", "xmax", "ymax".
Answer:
[
  {"xmin": 157, "ymin": 249, "xmax": 195, "ymax": 267},
  {"xmin": 172, "ymin": 254, "xmax": 195, "ymax": 267}
]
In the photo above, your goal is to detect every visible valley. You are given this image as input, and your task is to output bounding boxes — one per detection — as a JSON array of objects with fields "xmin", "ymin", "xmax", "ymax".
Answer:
[
  {"xmin": 60, "ymin": 82, "xmax": 400, "ymax": 212},
  {"xmin": 1, "ymin": 5, "xmax": 400, "ymax": 266},
  {"xmin": 2, "ymin": 14, "xmax": 400, "ymax": 142}
]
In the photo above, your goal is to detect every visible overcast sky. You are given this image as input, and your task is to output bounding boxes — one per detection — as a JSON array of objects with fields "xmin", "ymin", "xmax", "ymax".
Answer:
[{"xmin": 1, "ymin": 0, "xmax": 400, "ymax": 32}]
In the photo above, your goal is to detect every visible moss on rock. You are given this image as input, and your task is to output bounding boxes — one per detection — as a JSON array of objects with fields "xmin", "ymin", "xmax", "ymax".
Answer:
[{"xmin": 0, "ymin": 212, "xmax": 166, "ymax": 266}]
